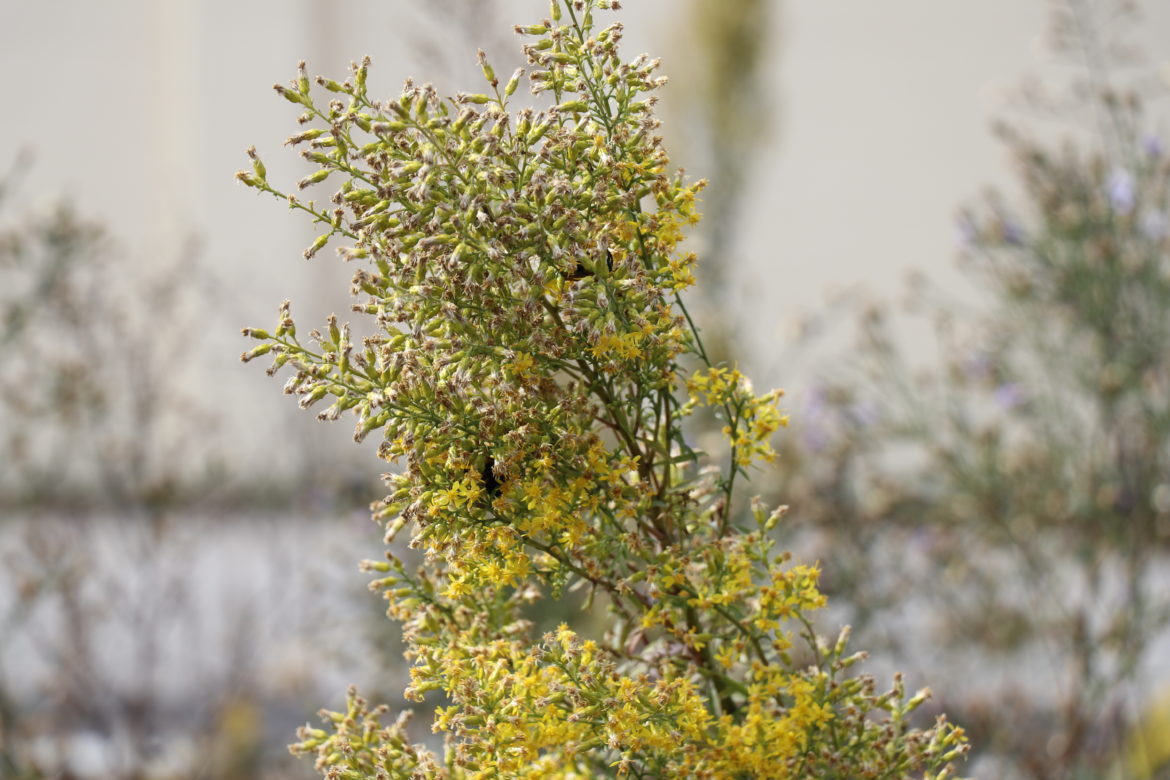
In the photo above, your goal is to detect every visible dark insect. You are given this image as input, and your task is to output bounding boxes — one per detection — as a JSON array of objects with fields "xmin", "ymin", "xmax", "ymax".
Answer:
[
  {"xmin": 476, "ymin": 455, "xmax": 506, "ymax": 526},
  {"xmin": 481, "ymin": 455, "xmax": 501, "ymax": 499},
  {"xmin": 563, "ymin": 248, "xmax": 614, "ymax": 281}
]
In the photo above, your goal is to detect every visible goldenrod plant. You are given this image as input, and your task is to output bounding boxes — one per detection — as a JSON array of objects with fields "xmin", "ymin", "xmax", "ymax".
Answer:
[{"xmin": 238, "ymin": 2, "xmax": 967, "ymax": 776}]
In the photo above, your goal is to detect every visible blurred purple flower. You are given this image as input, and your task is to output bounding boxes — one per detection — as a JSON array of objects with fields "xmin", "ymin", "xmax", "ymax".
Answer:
[
  {"xmin": 804, "ymin": 385, "xmax": 826, "ymax": 415},
  {"xmin": 956, "ymin": 215, "xmax": 979, "ymax": 248},
  {"xmin": 1107, "ymin": 168, "xmax": 1136, "ymax": 214},
  {"xmin": 993, "ymin": 382, "xmax": 1026, "ymax": 410},
  {"xmin": 1001, "ymin": 217, "xmax": 1027, "ymax": 247},
  {"xmin": 801, "ymin": 426, "xmax": 829, "ymax": 454},
  {"xmin": 800, "ymin": 386, "xmax": 830, "ymax": 452},
  {"xmin": 849, "ymin": 400, "xmax": 881, "ymax": 428},
  {"xmin": 1144, "ymin": 134, "xmax": 1164, "ymax": 159}
]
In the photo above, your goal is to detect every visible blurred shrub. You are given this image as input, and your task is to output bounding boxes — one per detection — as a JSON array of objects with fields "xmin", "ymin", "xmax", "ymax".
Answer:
[
  {"xmin": 776, "ymin": 2, "xmax": 1170, "ymax": 777},
  {"xmin": 0, "ymin": 161, "xmax": 218, "ymax": 511},
  {"xmin": 0, "ymin": 166, "xmax": 319, "ymax": 779}
]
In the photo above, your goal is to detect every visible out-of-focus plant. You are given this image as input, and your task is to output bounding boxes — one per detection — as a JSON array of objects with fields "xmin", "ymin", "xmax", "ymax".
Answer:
[
  {"xmin": 0, "ymin": 168, "xmax": 298, "ymax": 778},
  {"xmin": 776, "ymin": 2, "xmax": 1170, "ymax": 777},
  {"xmin": 238, "ymin": 1, "xmax": 967, "ymax": 776},
  {"xmin": 667, "ymin": 0, "xmax": 775, "ymax": 359},
  {"xmin": 669, "ymin": 0, "xmax": 773, "ymax": 287},
  {"xmin": 401, "ymin": 0, "xmax": 512, "ymax": 95},
  {"xmin": 0, "ymin": 170, "xmax": 217, "ymax": 511}
]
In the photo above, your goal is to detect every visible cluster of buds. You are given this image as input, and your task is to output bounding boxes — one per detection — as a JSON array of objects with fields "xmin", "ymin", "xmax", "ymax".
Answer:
[{"xmin": 241, "ymin": 1, "xmax": 968, "ymax": 776}]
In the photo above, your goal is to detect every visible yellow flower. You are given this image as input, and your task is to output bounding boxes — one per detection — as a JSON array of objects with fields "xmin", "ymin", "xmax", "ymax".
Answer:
[{"xmin": 511, "ymin": 351, "xmax": 535, "ymax": 376}]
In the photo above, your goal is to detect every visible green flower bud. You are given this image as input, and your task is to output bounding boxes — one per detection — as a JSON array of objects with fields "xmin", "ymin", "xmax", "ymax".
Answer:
[
  {"xmin": 478, "ymin": 50, "xmax": 496, "ymax": 86},
  {"xmin": 285, "ymin": 128, "xmax": 324, "ymax": 145},
  {"xmin": 764, "ymin": 505, "xmax": 787, "ymax": 531},
  {"xmin": 373, "ymin": 121, "xmax": 407, "ymax": 134},
  {"xmin": 355, "ymin": 61, "xmax": 368, "ymax": 93},
  {"xmin": 905, "ymin": 687, "xmax": 932, "ymax": 713},
  {"xmin": 240, "ymin": 343, "xmax": 272, "ymax": 362},
  {"xmin": 343, "ymin": 188, "xmax": 377, "ymax": 204},
  {"xmin": 304, "ymin": 233, "xmax": 330, "ymax": 259},
  {"xmin": 273, "ymin": 83, "xmax": 304, "ymax": 105},
  {"xmin": 527, "ymin": 120, "xmax": 552, "ymax": 145},
  {"xmin": 504, "ymin": 68, "xmax": 524, "ymax": 97},
  {"xmin": 381, "ymin": 514, "xmax": 407, "ymax": 541},
  {"xmin": 298, "ymin": 169, "xmax": 331, "ymax": 189},
  {"xmin": 266, "ymin": 352, "xmax": 290, "ymax": 376},
  {"xmin": 296, "ymin": 62, "xmax": 310, "ymax": 94}
]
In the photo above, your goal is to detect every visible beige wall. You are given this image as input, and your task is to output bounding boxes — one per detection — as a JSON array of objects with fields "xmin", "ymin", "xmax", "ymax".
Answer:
[{"xmin": 2, "ymin": 1, "xmax": 1167, "ymax": 476}]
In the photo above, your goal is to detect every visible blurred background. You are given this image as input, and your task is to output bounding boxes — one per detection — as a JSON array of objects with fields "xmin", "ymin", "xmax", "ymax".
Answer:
[{"xmin": 2, "ymin": 1, "xmax": 1170, "ymax": 777}]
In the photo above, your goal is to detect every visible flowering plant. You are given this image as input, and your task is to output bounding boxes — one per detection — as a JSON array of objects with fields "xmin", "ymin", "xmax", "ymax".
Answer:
[{"xmin": 238, "ymin": 2, "xmax": 967, "ymax": 776}]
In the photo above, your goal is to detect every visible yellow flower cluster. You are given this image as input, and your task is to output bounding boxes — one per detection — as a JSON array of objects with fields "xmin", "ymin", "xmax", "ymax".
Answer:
[
  {"xmin": 412, "ymin": 622, "xmax": 843, "ymax": 779},
  {"xmin": 686, "ymin": 366, "xmax": 789, "ymax": 467},
  {"xmin": 589, "ymin": 331, "xmax": 644, "ymax": 361},
  {"xmin": 683, "ymin": 670, "xmax": 834, "ymax": 778},
  {"xmin": 245, "ymin": 1, "xmax": 968, "ymax": 776}
]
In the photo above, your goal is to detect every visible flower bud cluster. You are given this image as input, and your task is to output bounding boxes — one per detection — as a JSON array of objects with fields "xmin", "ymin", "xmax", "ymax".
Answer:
[{"xmin": 242, "ymin": 1, "xmax": 968, "ymax": 776}]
